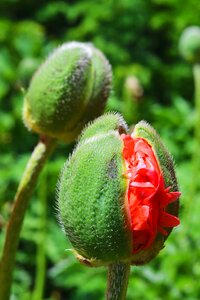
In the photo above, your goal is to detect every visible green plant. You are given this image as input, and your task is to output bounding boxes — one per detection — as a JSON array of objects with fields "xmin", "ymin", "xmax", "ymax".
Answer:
[
  {"xmin": 1, "ymin": 1, "xmax": 199, "ymax": 298},
  {"xmin": 0, "ymin": 42, "xmax": 112, "ymax": 300}
]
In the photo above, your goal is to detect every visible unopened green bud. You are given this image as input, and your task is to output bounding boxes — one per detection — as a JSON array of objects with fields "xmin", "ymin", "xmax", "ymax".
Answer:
[
  {"xmin": 179, "ymin": 26, "xmax": 200, "ymax": 64},
  {"xmin": 57, "ymin": 113, "xmax": 180, "ymax": 266},
  {"xmin": 23, "ymin": 42, "xmax": 112, "ymax": 141}
]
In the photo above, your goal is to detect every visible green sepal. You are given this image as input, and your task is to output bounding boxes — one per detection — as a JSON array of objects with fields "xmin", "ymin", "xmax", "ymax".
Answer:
[
  {"xmin": 57, "ymin": 113, "xmax": 131, "ymax": 266},
  {"xmin": 79, "ymin": 112, "xmax": 128, "ymax": 143}
]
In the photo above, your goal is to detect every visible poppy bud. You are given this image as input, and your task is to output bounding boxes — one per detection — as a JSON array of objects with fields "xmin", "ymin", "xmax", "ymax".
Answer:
[
  {"xmin": 23, "ymin": 42, "xmax": 112, "ymax": 141},
  {"xmin": 57, "ymin": 113, "xmax": 180, "ymax": 266},
  {"xmin": 179, "ymin": 26, "xmax": 200, "ymax": 64}
]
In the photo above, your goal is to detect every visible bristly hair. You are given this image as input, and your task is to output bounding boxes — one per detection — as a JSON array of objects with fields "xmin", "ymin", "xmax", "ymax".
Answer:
[{"xmin": 55, "ymin": 155, "xmax": 72, "ymax": 233}]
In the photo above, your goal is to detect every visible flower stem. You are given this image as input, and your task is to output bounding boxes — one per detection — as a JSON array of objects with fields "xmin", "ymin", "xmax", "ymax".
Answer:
[
  {"xmin": 0, "ymin": 136, "xmax": 56, "ymax": 300},
  {"xmin": 106, "ymin": 262, "xmax": 130, "ymax": 300},
  {"xmin": 32, "ymin": 167, "xmax": 48, "ymax": 300},
  {"xmin": 192, "ymin": 64, "xmax": 200, "ymax": 192}
]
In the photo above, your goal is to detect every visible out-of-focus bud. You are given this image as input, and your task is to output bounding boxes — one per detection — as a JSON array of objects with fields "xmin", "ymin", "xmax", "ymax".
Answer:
[
  {"xmin": 124, "ymin": 76, "xmax": 143, "ymax": 101},
  {"xmin": 179, "ymin": 26, "xmax": 200, "ymax": 64},
  {"xmin": 57, "ymin": 113, "xmax": 180, "ymax": 266},
  {"xmin": 123, "ymin": 75, "xmax": 143, "ymax": 125},
  {"xmin": 23, "ymin": 42, "xmax": 112, "ymax": 141}
]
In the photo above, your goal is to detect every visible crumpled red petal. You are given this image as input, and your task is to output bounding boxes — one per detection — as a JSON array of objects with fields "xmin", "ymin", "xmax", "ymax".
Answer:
[{"xmin": 121, "ymin": 134, "xmax": 181, "ymax": 254}]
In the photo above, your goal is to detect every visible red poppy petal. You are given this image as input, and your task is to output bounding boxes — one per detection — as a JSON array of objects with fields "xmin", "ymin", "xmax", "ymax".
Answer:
[
  {"xmin": 166, "ymin": 191, "xmax": 181, "ymax": 203},
  {"xmin": 159, "ymin": 211, "xmax": 180, "ymax": 228},
  {"xmin": 132, "ymin": 205, "xmax": 150, "ymax": 230},
  {"xmin": 159, "ymin": 191, "xmax": 181, "ymax": 208},
  {"xmin": 133, "ymin": 230, "xmax": 153, "ymax": 253},
  {"xmin": 158, "ymin": 226, "xmax": 168, "ymax": 236},
  {"xmin": 122, "ymin": 134, "xmax": 180, "ymax": 253},
  {"xmin": 130, "ymin": 181, "xmax": 154, "ymax": 188}
]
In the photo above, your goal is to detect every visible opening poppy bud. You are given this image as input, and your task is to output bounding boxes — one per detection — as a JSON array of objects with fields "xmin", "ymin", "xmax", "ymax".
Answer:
[
  {"xmin": 57, "ymin": 113, "xmax": 180, "ymax": 266},
  {"xmin": 179, "ymin": 26, "xmax": 200, "ymax": 64},
  {"xmin": 23, "ymin": 42, "xmax": 112, "ymax": 141}
]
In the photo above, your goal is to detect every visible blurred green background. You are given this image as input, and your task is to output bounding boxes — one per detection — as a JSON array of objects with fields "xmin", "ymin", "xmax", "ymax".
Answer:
[{"xmin": 0, "ymin": 0, "xmax": 200, "ymax": 299}]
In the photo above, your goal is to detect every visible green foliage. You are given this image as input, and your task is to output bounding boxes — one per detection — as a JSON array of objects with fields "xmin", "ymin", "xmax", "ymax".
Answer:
[{"xmin": 0, "ymin": 0, "xmax": 200, "ymax": 299}]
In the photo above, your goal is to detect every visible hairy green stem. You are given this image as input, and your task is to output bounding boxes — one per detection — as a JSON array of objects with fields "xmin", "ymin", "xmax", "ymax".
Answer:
[
  {"xmin": 192, "ymin": 64, "xmax": 200, "ymax": 192},
  {"xmin": 194, "ymin": 64, "xmax": 200, "ymax": 143},
  {"xmin": 123, "ymin": 83, "xmax": 139, "ymax": 125},
  {"xmin": 32, "ymin": 167, "xmax": 48, "ymax": 300},
  {"xmin": 0, "ymin": 136, "xmax": 56, "ymax": 300},
  {"xmin": 106, "ymin": 263, "xmax": 130, "ymax": 300}
]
